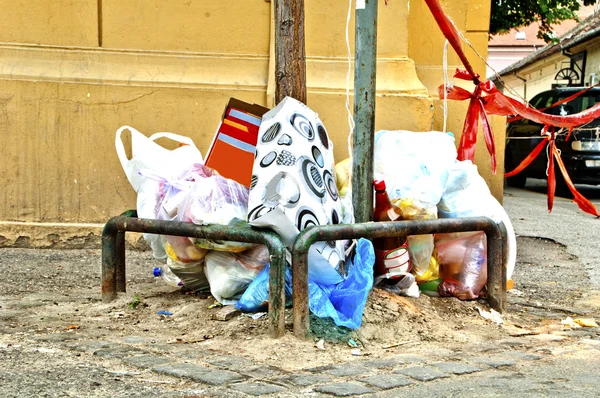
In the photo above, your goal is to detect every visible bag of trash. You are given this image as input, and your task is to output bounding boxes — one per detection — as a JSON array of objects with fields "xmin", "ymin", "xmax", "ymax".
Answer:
[
  {"xmin": 160, "ymin": 236, "xmax": 209, "ymax": 292},
  {"xmin": 247, "ymin": 97, "xmax": 350, "ymax": 286},
  {"xmin": 394, "ymin": 198, "xmax": 439, "ymax": 283},
  {"xmin": 115, "ymin": 125, "xmax": 204, "ymax": 258},
  {"xmin": 438, "ymin": 160, "xmax": 517, "ymax": 280},
  {"xmin": 236, "ymin": 238, "xmax": 375, "ymax": 330},
  {"xmin": 236, "ymin": 264, "xmax": 294, "ymax": 313},
  {"xmin": 173, "ymin": 164, "xmax": 253, "ymax": 252},
  {"xmin": 435, "ymin": 231, "xmax": 487, "ymax": 300},
  {"xmin": 374, "ymin": 130, "xmax": 457, "ymax": 206},
  {"xmin": 374, "ymin": 130, "xmax": 456, "ymax": 284},
  {"xmin": 204, "ymin": 245, "xmax": 270, "ymax": 305}
]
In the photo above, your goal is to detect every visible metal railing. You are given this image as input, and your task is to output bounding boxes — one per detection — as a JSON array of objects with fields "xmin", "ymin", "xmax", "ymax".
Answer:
[
  {"xmin": 101, "ymin": 213, "xmax": 287, "ymax": 337},
  {"xmin": 291, "ymin": 217, "xmax": 507, "ymax": 338}
]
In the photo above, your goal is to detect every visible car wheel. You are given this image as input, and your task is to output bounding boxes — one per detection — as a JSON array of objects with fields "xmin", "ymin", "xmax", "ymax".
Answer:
[{"xmin": 504, "ymin": 152, "xmax": 527, "ymax": 189}]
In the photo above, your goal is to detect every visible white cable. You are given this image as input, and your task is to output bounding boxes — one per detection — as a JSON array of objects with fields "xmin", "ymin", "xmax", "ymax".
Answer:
[
  {"xmin": 443, "ymin": 40, "xmax": 449, "ymax": 134},
  {"xmin": 345, "ymin": 0, "xmax": 355, "ymax": 159}
]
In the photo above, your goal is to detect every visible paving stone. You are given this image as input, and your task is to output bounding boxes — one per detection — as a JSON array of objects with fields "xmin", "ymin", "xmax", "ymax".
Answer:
[
  {"xmin": 501, "ymin": 351, "xmax": 544, "ymax": 361},
  {"xmin": 188, "ymin": 369, "xmax": 246, "ymax": 386},
  {"xmin": 395, "ymin": 366, "xmax": 450, "ymax": 382},
  {"xmin": 32, "ymin": 333, "xmax": 80, "ymax": 342},
  {"xmin": 242, "ymin": 364, "xmax": 287, "ymax": 379},
  {"xmin": 470, "ymin": 357, "xmax": 517, "ymax": 368},
  {"xmin": 230, "ymin": 382, "xmax": 286, "ymax": 396},
  {"xmin": 123, "ymin": 354, "xmax": 174, "ymax": 369},
  {"xmin": 323, "ymin": 364, "xmax": 370, "ymax": 377},
  {"xmin": 153, "ymin": 363, "xmax": 209, "ymax": 379},
  {"xmin": 280, "ymin": 373, "xmax": 332, "ymax": 387},
  {"xmin": 360, "ymin": 359, "xmax": 398, "ymax": 369},
  {"xmin": 430, "ymin": 361, "xmax": 483, "ymax": 375},
  {"xmin": 360, "ymin": 374, "xmax": 414, "ymax": 390},
  {"xmin": 123, "ymin": 336, "xmax": 157, "ymax": 345},
  {"xmin": 314, "ymin": 382, "xmax": 374, "ymax": 396},
  {"xmin": 207, "ymin": 355, "xmax": 254, "ymax": 370},
  {"xmin": 93, "ymin": 346, "xmax": 146, "ymax": 359},
  {"xmin": 64, "ymin": 341, "xmax": 114, "ymax": 353}
]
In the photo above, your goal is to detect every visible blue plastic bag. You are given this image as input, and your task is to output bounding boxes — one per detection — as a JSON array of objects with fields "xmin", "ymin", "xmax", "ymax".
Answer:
[
  {"xmin": 236, "ymin": 264, "xmax": 293, "ymax": 313},
  {"xmin": 307, "ymin": 238, "xmax": 374, "ymax": 329},
  {"xmin": 236, "ymin": 238, "xmax": 375, "ymax": 330}
]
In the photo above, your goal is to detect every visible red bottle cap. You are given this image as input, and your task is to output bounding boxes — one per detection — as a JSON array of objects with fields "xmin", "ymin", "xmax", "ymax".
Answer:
[{"xmin": 373, "ymin": 180, "xmax": 386, "ymax": 191}]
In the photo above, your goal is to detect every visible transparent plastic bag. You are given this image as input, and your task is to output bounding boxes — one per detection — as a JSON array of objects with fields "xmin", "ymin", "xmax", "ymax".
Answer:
[
  {"xmin": 204, "ymin": 245, "xmax": 270, "ymax": 305},
  {"xmin": 394, "ymin": 198, "xmax": 438, "ymax": 283},
  {"xmin": 174, "ymin": 164, "xmax": 253, "ymax": 252},
  {"xmin": 438, "ymin": 160, "xmax": 517, "ymax": 280},
  {"xmin": 162, "ymin": 236, "xmax": 209, "ymax": 292},
  {"xmin": 435, "ymin": 231, "xmax": 487, "ymax": 300}
]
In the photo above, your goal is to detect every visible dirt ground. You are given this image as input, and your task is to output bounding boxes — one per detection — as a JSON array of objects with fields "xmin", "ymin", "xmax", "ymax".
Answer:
[{"xmin": 2, "ymin": 234, "xmax": 599, "ymax": 376}]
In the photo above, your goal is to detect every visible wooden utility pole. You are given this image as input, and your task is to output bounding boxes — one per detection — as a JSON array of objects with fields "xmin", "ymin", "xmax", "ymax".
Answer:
[{"xmin": 274, "ymin": 0, "xmax": 307, "ymax": 104}]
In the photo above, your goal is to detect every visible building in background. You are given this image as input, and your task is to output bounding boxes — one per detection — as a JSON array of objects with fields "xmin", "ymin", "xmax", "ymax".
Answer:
[
  {"xmin": 487, "ymin": 5, "xmax": 597, "ymax": 83},
  {"xmin": 0, "ymin": 0, "xmax": 502, "ymax": 246},
  {"xmin": 495, "ymin": 9, "xmax": 600, "ymax": 102}
]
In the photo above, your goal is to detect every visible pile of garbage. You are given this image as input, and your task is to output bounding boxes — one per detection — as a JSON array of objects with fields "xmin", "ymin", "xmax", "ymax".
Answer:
[{"xmin": 115, "ymin": 97, "xmax": 516, "ymax": 331}]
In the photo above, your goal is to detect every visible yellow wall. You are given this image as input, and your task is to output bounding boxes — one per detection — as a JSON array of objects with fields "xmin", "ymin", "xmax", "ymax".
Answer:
[{"xmin": 0, "ymin": 0, "xmax": 502, "ymax": 244}]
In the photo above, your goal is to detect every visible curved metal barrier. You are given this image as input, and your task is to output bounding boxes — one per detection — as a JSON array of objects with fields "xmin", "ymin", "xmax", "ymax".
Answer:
[
  {"xmin": 291, "ymin": 217, "xmax": 507, "ymax": 338},
  {"xmin": 101, "ymin": 214, "xmax": 287, "ymax": 337}
]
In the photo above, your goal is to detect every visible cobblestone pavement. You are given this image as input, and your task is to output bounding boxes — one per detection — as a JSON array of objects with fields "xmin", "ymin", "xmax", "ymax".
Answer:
[{"xmin": 2, "ymin": 329, "xmax": 600, "ymax": 397}]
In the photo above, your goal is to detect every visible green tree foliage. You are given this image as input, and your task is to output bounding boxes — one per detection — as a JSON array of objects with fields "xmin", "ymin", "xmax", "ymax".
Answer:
[{"xmin": 490, "ymin": 0, "xmax": 599, "ymax": 42}]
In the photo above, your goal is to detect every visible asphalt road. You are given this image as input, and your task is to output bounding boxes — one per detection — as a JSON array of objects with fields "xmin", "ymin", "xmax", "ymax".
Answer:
[{"xmin": 504, "ymin": 178, "xmax": 600, "ymax": 287}]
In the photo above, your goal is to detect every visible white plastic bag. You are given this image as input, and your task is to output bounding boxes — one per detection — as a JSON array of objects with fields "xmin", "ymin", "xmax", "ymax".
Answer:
[
  {"xmin": 115, "ymin": 126, "xmax": 203, "ymax": 257},
  {"xmin": 247, "ymin": 97, "xmax": 349, "ymax": 286},
  {"xmin": 374, "ymin": 130, "xmax": 457, "ymax": 206},
  {"xmin": 438, "ymin": 161, "xmax": 517, "ymax": 280},
  {"xmin": 204, "ymin": 246, "xmax": 270, "ymax": 305}
]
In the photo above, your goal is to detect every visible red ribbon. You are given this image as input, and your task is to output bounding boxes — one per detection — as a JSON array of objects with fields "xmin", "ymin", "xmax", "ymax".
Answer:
[{"xmin": 425, "ymin": 0, "xmax": 600, "ymax": 217}]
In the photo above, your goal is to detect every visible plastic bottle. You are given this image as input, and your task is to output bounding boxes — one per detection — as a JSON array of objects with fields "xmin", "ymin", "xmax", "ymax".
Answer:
[
  {"xmin": 372, "ymin": 180, "xmax": 412, "ymax": 283},
  {"xmin": 153, "ymin": 265, "xmax": 183, "ymax": 288}
]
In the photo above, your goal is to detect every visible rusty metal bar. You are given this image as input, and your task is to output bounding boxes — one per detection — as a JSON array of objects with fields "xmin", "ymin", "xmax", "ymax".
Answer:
[
  {"xmin": 291, "ymin": 217, "xmax": 506, "ymax": 338},
  {"xmin": 102, "ymin": 216, "xmax": 287, "ymax": 337}
]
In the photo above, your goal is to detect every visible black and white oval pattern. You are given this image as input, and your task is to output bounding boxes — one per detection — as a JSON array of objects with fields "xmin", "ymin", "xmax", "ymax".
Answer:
[
  {"xmin": 260, "ymin": 151, "xmax": 277, "ymax": 168},
  {"xmin": 262, "ymin": 122, "xmax": 281, "ymax": 143},
  {"xmin": 290, "ymin": 113, "xmax": 315, "ymax": 141},
  {"xmin": 322, "ymin": 170, "xmax": 339, "ymax": 201},
  {"xmin": 298, "ymin": 156, "xmax": 325, "ymax": 199}
]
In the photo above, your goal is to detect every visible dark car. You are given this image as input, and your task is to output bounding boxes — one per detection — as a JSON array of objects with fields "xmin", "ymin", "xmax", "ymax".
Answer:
[{"xmin": 505, "ymin": 87, "xmax": 600, "ymax": 191}]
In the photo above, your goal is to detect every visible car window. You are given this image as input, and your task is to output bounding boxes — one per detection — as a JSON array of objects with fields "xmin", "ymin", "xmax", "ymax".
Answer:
[
  {"xmin": 530, "ymin": 92, "xmax": 555, "ymax": 109},
  {"xmin": 553, "ymin": 91, "xmax": 600, "ymax": 115}
]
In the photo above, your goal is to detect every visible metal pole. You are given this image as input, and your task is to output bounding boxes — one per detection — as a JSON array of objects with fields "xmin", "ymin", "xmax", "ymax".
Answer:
[
  {"xmin": 274, "ymin": 0, "xmax": 307, "ymax": 104},
  {"xmin": 352, "ymin": 0, "xmax": 378, "ymax": 223}
]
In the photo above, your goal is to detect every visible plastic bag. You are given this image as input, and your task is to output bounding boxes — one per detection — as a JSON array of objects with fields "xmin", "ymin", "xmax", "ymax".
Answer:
[
  {"xmin": 174, "ymin": 164, "xmax": 253, "ymax": 252},
  {"xmin": 247, "ymin": 97, "xmax": 350, "ymax": 286},
  {"xmin": 435, "ymin": 231, "xmax": 487, "ymax": 300},
  {"xmin": 394, "ymin": 198, "xmax": 439, "ymax": 283},
  {"xmin": 236, "ymin": 264, "xmax": 294, "ymax": 313},
  {"xmin": 374, "ymin": 130, "xmax": 457, "ymax": 206},
  {"xmin": 374, "ymin": 272, "xmax": 420, "ymax": 298},
  {"xmin": 438, "ymin": 160, "xmax": 517, "ymax": 279},
  {"xmin": 115, "ymin": 126, "xmax": 204, "ymax": 256},
  {"xmin": 161, "ymin": 236, "xmax": 209, "ymax": 292},
  {"xmin": 204, "ymin": 245, "xmax": 270, "ymax": 305},
  {"xmin": 237, "ymin": 238, "xmax": 375, "ymax": 330},
  {"xmin": 166, "ymin": 258, "xmax": 209, "ymax": 292}
]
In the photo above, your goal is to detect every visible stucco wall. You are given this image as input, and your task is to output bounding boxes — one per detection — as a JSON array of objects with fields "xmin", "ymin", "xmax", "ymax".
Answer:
[{"xmin": 0, "ymin": 0, "xmax": 501, "ymax": 244}]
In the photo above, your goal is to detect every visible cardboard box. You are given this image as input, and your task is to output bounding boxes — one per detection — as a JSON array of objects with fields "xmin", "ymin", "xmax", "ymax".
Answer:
[{"xmin": 205, "ymin": 98, "xmax": 269, "ymax": 187}]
